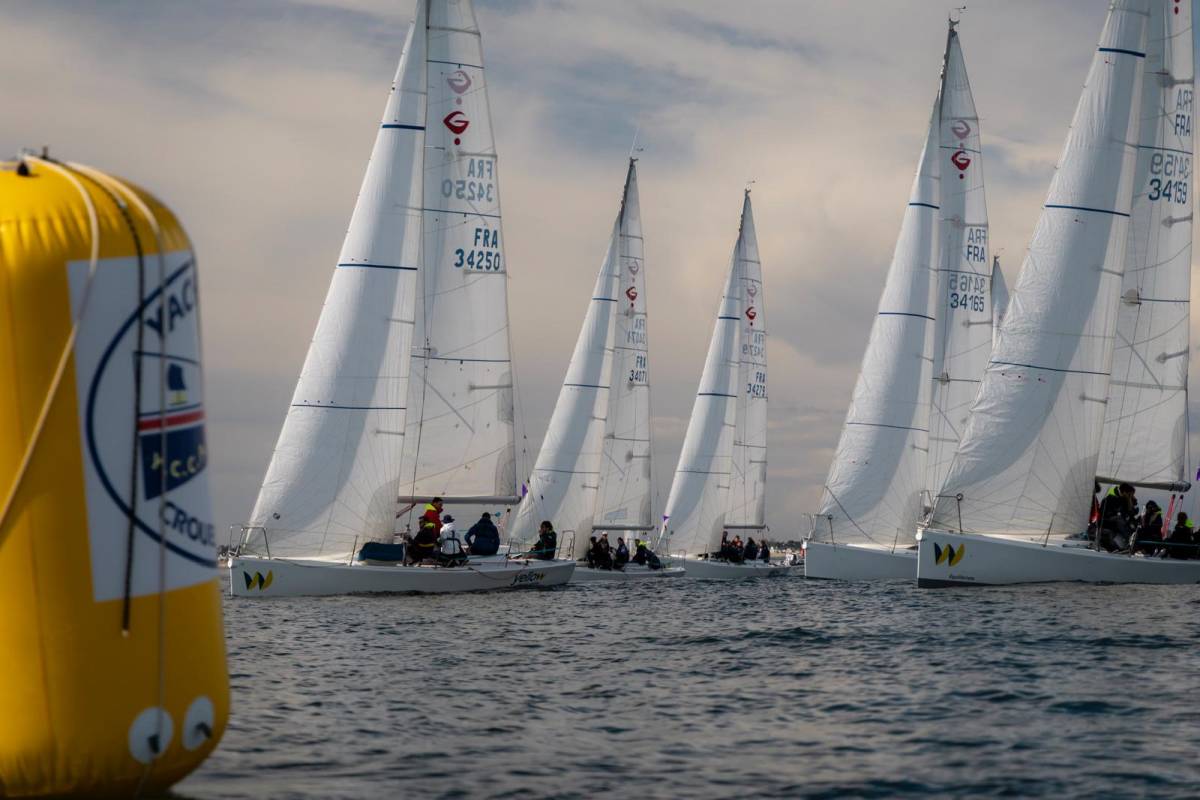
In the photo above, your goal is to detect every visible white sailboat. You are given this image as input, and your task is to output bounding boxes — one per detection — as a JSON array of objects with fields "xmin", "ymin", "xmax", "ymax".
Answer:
[
  {"xmin": 661, "ymin": 193, "xmax": 794, "ymax": 579},
  {"xmin": 509, "ymin": 161, "xmax": 682, "ymax": 582},
  {"xmin": 917, "ymin": 0, "xmax": 1200, "ymax": 586},
  {"xmin": 806, "ymin": 20, "xmax": 997, "ymax": 580},
  {"xmin": 231, "ymin": 0, "xmax": 573, "ymax": 596}
]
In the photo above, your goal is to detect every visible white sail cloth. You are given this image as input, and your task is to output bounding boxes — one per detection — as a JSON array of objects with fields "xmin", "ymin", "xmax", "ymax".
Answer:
[
  {"xmin": 930, "ymin": 0, "xmax": 1150, "ymax": 538},
  {"xmin": 726, "ymin": 193, "xmax": 768, "ymax": 529},
  {"xmin": 991, "ymin": 258, "xmax": 1009, "ymax": 339},
  {"xmin": 927, "ymin": 23, "xmax": 994, "ymax": 497},
  {"xmin": 401, "ymin": 0, "xmax": 518, "ymax": 504},
  {"xmin": 248, "ymin": 11, "xmax": 427, "ymax": 557},
  {"xmin": 662, "ymin": 203, "xmax": 747, "ymax": 557},
  {"xmin": 815, "ymin": 101, "xmax": 939, "ymax": 547},
  {"xmin": 1098, "ymin": 0, "xmax": 1193, "ymax": 491},
  {"xmin": 594, "ymin": 161, "xmax": 655, "ymax": 532}
]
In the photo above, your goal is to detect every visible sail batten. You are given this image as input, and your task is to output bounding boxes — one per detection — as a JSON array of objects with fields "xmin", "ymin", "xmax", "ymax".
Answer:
[{"xmin": 930, "ymin": 0, "xmax": 1151, "ymax": 538}]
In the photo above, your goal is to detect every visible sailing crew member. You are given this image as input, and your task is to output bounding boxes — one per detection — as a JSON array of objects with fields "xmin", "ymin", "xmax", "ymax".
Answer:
[
  {"xmin": 1098, "ymin": 484, "xmax": 1136, "ymax": 552},
  {"xmin": 1132, "ymin": 501, "xmax": 1163, "ymax": 556},
  {"xmin": 614, "ymin": 537, "xmax": 630, "ymax": 569},
  {"xmin": 760, "ymin": 540, "xmax": 771, "ymax": 564},
  {"xmin": 632, "ymin": 539, "xmax": 648, "ymax": 565},
  {"xmin": 1166, "ymin": 512, "xmax": 1196, "ymax": 559},
  {"xmin": 465, "ymin": 512, "xmax": 501, "ymax": 556},
  {"xmin": 421, "ymin": 497, "xmax": 444, "ymax": 534},
  {"xmin": 530, "ymin": 520, "xmax": 558, "ymax": 561},
  {"xmin": 743, "ymin": 538, "xmax": 759, "ymax": 561}
]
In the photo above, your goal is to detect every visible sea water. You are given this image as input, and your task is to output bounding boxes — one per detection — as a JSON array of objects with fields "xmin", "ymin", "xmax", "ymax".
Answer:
[{"xmin": 176, "ymin": 574, "xmax": 1200, "ymax": 798}]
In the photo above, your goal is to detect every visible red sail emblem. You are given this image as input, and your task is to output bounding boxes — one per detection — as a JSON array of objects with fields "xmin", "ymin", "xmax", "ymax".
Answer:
[
  {"xmin": 625, "ymin": 286, "xmax": 638, "ymax": 302},
  {"xmin": 950, "ymin": 150, "xmax": 971, "ymax": 172},
  {"xmin": 447, "ymin": 70, "xmax": 472, "ymax": 95},
  {"xmin": 951, "ymin": 119, "xmax": 972, "ymax": 140},
  {"xmin": 443, "ymin": 111, "xmax": 470, "ymax": 136},
  {"xmin": 746, "ymin": 306, "xmax": 757, "ymax": 321}
]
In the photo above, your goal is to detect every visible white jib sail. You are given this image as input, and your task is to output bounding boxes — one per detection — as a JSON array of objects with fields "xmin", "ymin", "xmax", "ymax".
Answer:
[
  {"xmin": 927, "ymin": 21, "xmax": 994, "ymax": 498},
  {"xmin": 814, "ymin": 99, "xmax": 940, "ymax": 548},
  {"xmin": 509, "ymin": 198, "xmax": 622, "ymax": 556},
  {"xmin": 401, "ymin": 0, "xmax": 518, "ymax": 505},
  {"xmin": 726, "ymin": 192, "xmax": 768, "ymax": 530},
  {"xmin": 930, "ymin": 0, "xmax": 1149, "ymax": 538},
  {"xmin": 247, "ymin": 11, "xmax": 426, "ymax": 557},
  {"xmin": 991, "ymin": 257, "xmax": 1009, "ymax": 339},
  {"xmin": 661, "ymin": 206, "xmax": 745, "ymax": 557},
  {"xmin": 594, "ymin": 160, "xmax": 655, "ymax": 533},
  {"xmin": 1098, "ymin": 0, "xmax": 1193, "ymax": 491}
]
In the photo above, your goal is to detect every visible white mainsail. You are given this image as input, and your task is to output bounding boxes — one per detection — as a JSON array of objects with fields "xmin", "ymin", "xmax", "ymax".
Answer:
[
  {"xmin": 1098, "ymin": 0, "xmax": 1193, "ymax": 491},
  {"xmin": 929, "ymin": 0, "xmax": 1149, "ymax": 538},
  {"xmin": 726, "ymin": 192, "xmax": 768, "ymax": 530},
  {"xmin": 661, "ymin": 201, "xmax": 746, "ymax": 557},
  {"xmin": 508, "ymin": 192, "xmax": 622, "ymax": 556},
  {"xmin": 814, "ymin": 100, "xmax": 940, "ymax": 547},
  {"xmin": 927, "ymin": 22, "xmax": 994, "ymax": 498},
  {"xmin": 401, "ymin": 0, "xmax": 518, "ymax": 505},
  {"xmin": 594, "ymin": 160, "xmax": 655, "ymax": 534},
  {"xmin": 247, "ymin": 11, "xmax": 427, "ymax": 557}
]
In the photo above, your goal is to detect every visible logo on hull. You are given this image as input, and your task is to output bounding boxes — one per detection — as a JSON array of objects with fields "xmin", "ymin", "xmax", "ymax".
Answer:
[
  {"xmin": 243, "ymin": 570, "xmax": 274, "ymax": 591},
  {"xmin": 933, "ymin": 542, "xmax": 965, "ymax": 567}
]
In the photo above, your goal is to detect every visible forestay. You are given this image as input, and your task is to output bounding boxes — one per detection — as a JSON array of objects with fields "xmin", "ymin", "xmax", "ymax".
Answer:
[
  {"xmin": 815, "ymin": 100, "xmax": 939, "ymax": 547},
  {"xmin": 1098, "ymin": 0, "xmax": 1193, "ymax": 491},
  {"xmin": 661, "ymin": 207, "xmax": 745, "ymax": 557},
  {"xmin": 247, "ymin": 12, "xmax": 427, "ymax": 557},
  {"xmin": 509, "ymin": 192, "xmax": 622, "ymax": 557},
  {"xmin": 402, "ymin": 0, "xmax": 518, "ymax": 504},
  {"xmin": 726, "ymin": 192, "xmax": 768, "ymax": 530},
  {"xmin": 927, "ymin": 22, "xmax": 994, "ymax": 498},
  {"xmin": 594, "ymin": 161, "xmax": 655, "ymax": 533},
  {"xmin": 930, "ymin": 0, "xmax": 1149, "ymax": 538}
]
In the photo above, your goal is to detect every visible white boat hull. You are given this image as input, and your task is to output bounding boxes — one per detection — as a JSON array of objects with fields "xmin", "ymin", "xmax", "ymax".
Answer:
[
  {"xmin": 671, "ymin": 558, "xmax": 799, "ymax": 580},
  {"xmin": 570, "ymin": 564, "xmax": 686, "ymax": 582},
  {"xmin": 916, "ymin": 529, "xmax": 1200, "ymax": 587},
  {"xmin": 230, "ymin": 556, "xmax": 574, "ymax": 597},
  {"xmin": 802, "ymin": 540, "xmax": 915, "ymax": 581}
]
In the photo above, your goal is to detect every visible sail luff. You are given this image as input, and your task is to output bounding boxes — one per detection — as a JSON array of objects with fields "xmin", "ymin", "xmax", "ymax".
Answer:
[
  {"xmin": 927, "ymin": 21, "xmax": 995, "ymax": 498},
  {"xmin": 246, "ymin": 9, "xmax": 427, "ymax": 557},
  {"xmin": 814, "ymin": 97, "xmax": 940, "ymax": 547},
  {"xmin": 930, "ymin": 0, "xmax": 1150, "ymax": 537},
  {"xmin": 726, "ymin": 192, "xmax": 768, "ymax": 528},
  {"xmin": 661, "ymin": 215, "xmax": 744, "ymax": 557},
  {"xmin": 402, "ymin": 0, "xmax": 518, "ymax": 505},
  {"xmin": 508, "ymin": 224, "xmax": 620, "ymax": 556},
  {"xmin": 991, "ymin": 256, "xmax": 1009, "ymax": 340},
  {"xmin": 1098, "ymin": 0, "xmax": 1193, "ymax": 490},
  {"xmin": 594, "ymin": 160, "xmax": 655, "ymax": 531}
]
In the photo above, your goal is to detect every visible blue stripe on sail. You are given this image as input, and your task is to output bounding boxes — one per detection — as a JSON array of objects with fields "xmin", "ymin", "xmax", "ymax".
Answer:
[
  {"xmin": 428, "ymin": 58, "xmax": 484, "ymax": 70},
  {"xmin": 592, "ymin": 297, "xmax": 618, "ymax": 302},
  {"xmin": 422, "ymin": 207, "xmax": 501, "ymax": 219},
  {"xmin": 564, "ymin": 383, "xmax": 608, "ymax": 390},
  {"xmin": 846, "ymin": 421, "xmax": 928, "ymax": 433},
  {"xmin": 1044, "ymin": 204, "xmax": 1130, "ymax": 218},
  {"xmin": 908, "ymin": 202, "xmax": 939, "ymax": 210},
  {"xmin": 698, "ymin": 392, "xmax": 736, "ymax": 398},
  {"xmin": 1136, "ymin": 144, "xmax": 1193, "ymax": 156},
  {"xmin": 878, "ymin": 311, "xmax": 934, "ymax": 321},
  {"xmin": 292, "ymin": 404, "xmax": 407, "ymax": 410},
  {"xmin": 337, "ymin": 263, "xmax": 418, "ymax": 271},
  {"xmin": 717, "ymin": 315, "xmax": 740, "ymax": 321},
  {"xmin": 991, "ymin": 361, "xmax": 1109, "ymax": 376},
  {"xmin": 1098, "ymin": 47, "xmax": 1146, "ymax": 58},
  {"xmin": 381, "ymin": 123, "xmax": 425, "ymax": 130}
]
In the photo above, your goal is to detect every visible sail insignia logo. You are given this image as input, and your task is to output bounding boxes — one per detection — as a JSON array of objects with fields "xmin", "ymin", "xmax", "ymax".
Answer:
[
  {"xmin": 446, "ymin": 70, "xmax": 472, "ymax": 95},
  {"xmin": 243, "ymin": 570, "xmax": 274, "ymax": 591},
  {"xmin": 745, "ymin": 307, "xmax": 757, "ymax": 322},
  {"xmin": 952, "ymin": 119, "xmax": 972, "ymax": 140},
  {"xmin": 443, "ymin": 111, "xmax": 470, "ymax": 145},
  {"xmin": 933, "ymin": 542, "xmax": 965, "ymax": 567},
  {"xmin": 951, "ymin": 150, "xmax": 972, "ymax": 173},
  {"xmin": 625, "ymin": 286, "xmax": 638, "ymax": 303}
]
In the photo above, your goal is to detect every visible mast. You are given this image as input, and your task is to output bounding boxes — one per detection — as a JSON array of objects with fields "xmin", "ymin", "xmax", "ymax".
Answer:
[
  {"xmin": 927, "ymin": 18, "xmax": 994, "ymax": 499},
  {"xmin": 594, "ymin": 159, "xmax": 656, "ymax": 533},
  {"xmin": 725, "ymin": 191, "xmax": 768, "ymax": 531},
  {"xmin": 660, "ymin": 200, "xmax": 746, "ymax": 556},
  {"xmin": 246, "ymin": 7, "xmax": 427, "ymax": 557},
  {"xmin": 814, "ymin": 97, "xmax": 940, "ymax": 547},
  {"xmin": 1097, "ymin": 0, "xmax": 1193, "ymax": 492},
  {"xmin": 930, "ymin": 0, "xmax": 1150, "ymax": 537},
  {"xmin": 400, "ymin": 0, "xmax": 520, "ymax": 506}
]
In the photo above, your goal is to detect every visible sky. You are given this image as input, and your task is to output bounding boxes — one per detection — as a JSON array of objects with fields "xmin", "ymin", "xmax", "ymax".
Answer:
[{"xmin": 2, "ymin": 0, "xmax": 1197, "ymax": 542}]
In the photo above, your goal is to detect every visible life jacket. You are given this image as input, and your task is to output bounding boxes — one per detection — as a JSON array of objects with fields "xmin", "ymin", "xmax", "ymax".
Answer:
[{"xmin": 421, "ymin": 503, "xmax": 441, "ymax": 531}]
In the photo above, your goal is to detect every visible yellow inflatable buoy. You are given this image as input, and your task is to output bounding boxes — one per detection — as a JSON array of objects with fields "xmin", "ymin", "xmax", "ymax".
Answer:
[{"xmin": 0, "ymin": 155, "xmax": 228, "ymax": 797}]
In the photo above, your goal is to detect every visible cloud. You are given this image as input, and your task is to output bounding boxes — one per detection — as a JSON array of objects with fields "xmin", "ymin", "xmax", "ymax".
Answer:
[{"xmin": 3, "ymin": 0, "xmax": 1193, "ymax": 538}]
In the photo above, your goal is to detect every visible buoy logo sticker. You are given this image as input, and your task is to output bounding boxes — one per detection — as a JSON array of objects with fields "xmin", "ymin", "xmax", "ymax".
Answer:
[
  {"xmin": 69, "ymin": 252, "xmax": 217, "ymax": 601},
  {"xmin": 446, "ymin": 70, "xmax": 472, "ymax": 95}
]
